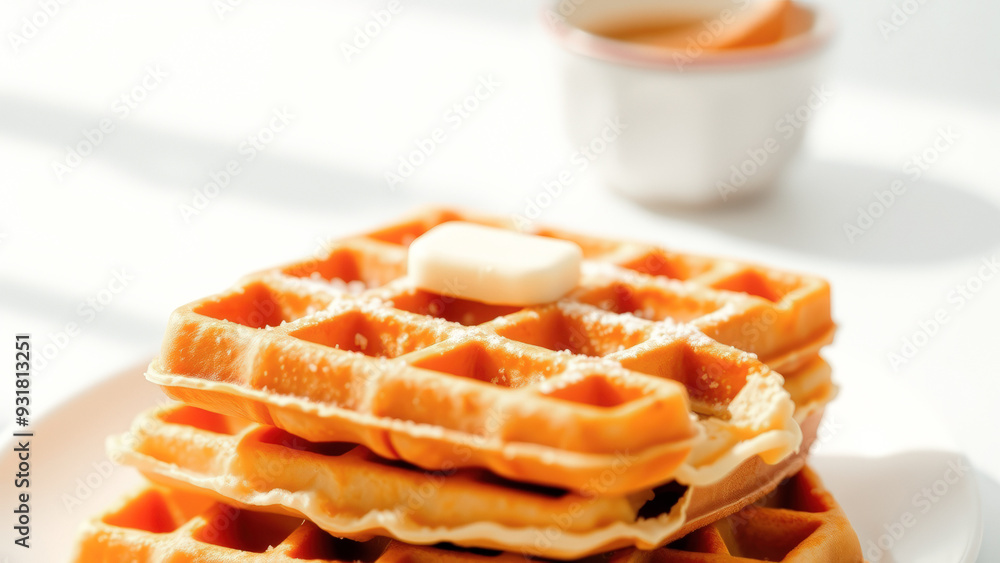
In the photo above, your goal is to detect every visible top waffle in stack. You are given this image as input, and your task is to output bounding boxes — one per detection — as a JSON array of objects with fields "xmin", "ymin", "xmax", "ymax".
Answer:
[{"xmin": 146, "ymin": 208, "xmax": 834, "ymax": 497}]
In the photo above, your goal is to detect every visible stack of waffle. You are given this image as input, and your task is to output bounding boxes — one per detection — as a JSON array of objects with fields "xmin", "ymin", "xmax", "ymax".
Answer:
[{"xmin": 74, "ymin": 208, "xmax": 862, "ymax": 561}]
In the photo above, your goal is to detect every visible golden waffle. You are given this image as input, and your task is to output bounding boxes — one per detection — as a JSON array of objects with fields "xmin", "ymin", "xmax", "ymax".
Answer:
[
  {"xmin": 148, "ymin": 208, "xmax": 832, "ymax": 495},
  {"xmin": 73, "ymin": 466, "xmax": 860, "ymax": 562},
  {"xmin": 110, "ymin": 353, "xmax": 832, "ymax": 559}
]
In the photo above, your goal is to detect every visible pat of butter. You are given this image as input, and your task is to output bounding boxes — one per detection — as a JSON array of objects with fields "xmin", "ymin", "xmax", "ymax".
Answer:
[{"xmin": 407, "ymin": 222, "xmax": 583, "ymax": 306}]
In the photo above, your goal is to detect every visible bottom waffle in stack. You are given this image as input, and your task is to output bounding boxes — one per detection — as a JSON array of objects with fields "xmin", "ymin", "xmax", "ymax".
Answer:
[{"xmin": 74, "ymin": 465, "xmax": 861, "ymax": 562}]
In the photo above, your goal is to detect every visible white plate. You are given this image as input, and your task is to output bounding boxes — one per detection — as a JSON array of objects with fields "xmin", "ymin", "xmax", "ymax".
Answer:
[
  {"xmin": 0, "ymin": 363, "xmax": 160, "ymax": 563},
  {"xmin": 0, "ymin": 363, "xmax": 983, "ymax": 562}
]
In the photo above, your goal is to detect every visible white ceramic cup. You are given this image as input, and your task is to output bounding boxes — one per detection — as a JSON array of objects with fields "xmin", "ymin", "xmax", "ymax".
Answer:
[{"xmin": 544, "ymin": 0, "xmax": 834, "ymax": 205}]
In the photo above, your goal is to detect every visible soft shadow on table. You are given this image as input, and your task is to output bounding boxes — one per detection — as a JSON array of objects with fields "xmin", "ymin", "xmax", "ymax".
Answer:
[
  {"xmin": 0, "ymin": 94, "xmax": 414, "ymax": 213},
  {"xmin": 813, "ymin": 451, "xmax": 983, "ymax": 563},
  {"xmin": 644, "ymin": 158, "xmax": 1000, "ymax": 264},
  {"xmin": 0, "ymin": 277, "xmax": 162, "ymax": 348},
  {"xmin": 419, "ymin": 0, "xmax": 538, "ymax": 23}
]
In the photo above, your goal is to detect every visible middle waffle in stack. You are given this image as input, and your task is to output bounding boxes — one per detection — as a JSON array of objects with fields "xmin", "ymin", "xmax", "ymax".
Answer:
[{"xmin": 114, "ymin": 213, "xmax": 837, "ymax": 559}]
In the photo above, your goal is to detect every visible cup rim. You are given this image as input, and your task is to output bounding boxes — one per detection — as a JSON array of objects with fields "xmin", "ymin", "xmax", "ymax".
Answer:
[{"xmin": 542, "ymin": 1, "xmax": 835, "ymax": 70}]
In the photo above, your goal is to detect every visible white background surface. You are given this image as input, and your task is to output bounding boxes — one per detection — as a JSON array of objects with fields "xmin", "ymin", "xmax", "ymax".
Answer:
[{"xmin": 1, "ymin": 0, "xmax": 997, "ymax": 560}]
